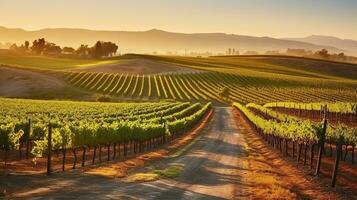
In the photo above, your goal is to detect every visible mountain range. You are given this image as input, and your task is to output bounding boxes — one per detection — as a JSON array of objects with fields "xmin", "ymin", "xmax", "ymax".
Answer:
[
  {"xmin": 284, "ymin": 35, "xmax": 357, "ymax": 56},
  {"xmin": 1, "ymin": 26, "xmax": 355, "ymax": 55}
]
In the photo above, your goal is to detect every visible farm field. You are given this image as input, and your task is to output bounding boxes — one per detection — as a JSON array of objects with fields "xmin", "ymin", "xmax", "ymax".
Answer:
[
  {"xmin": 233, "ymin": 102, "xmax": 357, "ymax": 196},
  {"xmin": 1, "ymin": 54, "xmax": 356, "ymax": 199},
  {"xmin": 0, "ymin": 51, "xmax": 120, "ymax": 70},
  {"xmin": 62, "ymin": 55, "xmax": 357, "ymax": 104},
  {"xmin": 1, "ymin": 54, "xmax": 357, "ymax": 104},
  {"xmin": 2, "ymin": 1, "xmax": 357, "ymax": 199},
  {"xmin": 0, "ymin": 98, "xmax": 212, "ymax": 173}
]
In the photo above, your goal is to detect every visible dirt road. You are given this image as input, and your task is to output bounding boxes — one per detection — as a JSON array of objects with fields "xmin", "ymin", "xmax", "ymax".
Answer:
[
  {"xmin": 4, "ymin": 107, "xmax": 351, "ymax": 199},
  {"xmin": 7, "ymin": 107, "xmax": 247, "ymax": 199}
]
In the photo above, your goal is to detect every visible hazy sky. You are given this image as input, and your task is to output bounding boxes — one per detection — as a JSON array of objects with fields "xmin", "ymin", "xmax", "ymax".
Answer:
[{"xmin": 1, "ymin": 0, "xmax": 357, "ymax": 39}]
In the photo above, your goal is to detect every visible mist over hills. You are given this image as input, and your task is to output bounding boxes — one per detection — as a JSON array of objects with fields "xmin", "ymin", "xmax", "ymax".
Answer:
[
  {"xmin": 284, "ymin": 35, "xmax": 357, "ymax": 56},
  {"xmin": 0, "ymin": 26, "xmax": 347, "ymax": 55}
]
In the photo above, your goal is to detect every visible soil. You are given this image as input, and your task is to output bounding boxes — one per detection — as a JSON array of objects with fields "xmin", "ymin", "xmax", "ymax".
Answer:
[
  {"xmin": 1, "ymin": 109, "xmax": 214, "ymax": 199},
  {"xmin": 233, "ymin": 108, "xmax": 356, "ymax": 199},
  {"xmin": 1, "ymin": 107, "xmax": 356, "ymax": 199},
  {"xmin": 0, "ymin": 66, "xmax": 66, "ymax": 97},
  {"xmin": 71, "ymin": 58, "xmax": 201, "ymax": 74}
]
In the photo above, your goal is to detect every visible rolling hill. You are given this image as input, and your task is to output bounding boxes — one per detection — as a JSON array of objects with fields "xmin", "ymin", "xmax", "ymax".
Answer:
[
  {"xmin": 285, "ymin": 35, "xmax": 357, "ymax": 56},
  {"xmin": 0, "ymin": 26, "xmax": 343, "ymax": 55},
  {"xmin": 1, "ymin": 54, "xmax": 356, "ymax": 104}
]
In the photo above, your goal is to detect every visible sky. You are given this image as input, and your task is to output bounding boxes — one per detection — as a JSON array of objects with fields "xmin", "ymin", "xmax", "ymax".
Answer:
[{"xmin": 1, "ymin": 0, "xmax": 357, "ymax": 39}]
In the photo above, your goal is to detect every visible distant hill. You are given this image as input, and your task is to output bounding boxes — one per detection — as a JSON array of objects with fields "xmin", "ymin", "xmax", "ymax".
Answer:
[
  {"xmin": 285, "ymin": 35, "xmax": 357, "ymax": 56},
  {"xmin": 0, "ymin": 26, "xmax": 343, "ymax": 54}
]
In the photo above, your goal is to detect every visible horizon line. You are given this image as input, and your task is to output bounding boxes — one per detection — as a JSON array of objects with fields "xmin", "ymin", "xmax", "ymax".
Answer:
[{"xmin": 1, "ymin": 25, "xmax": 355, "ymax": 41}]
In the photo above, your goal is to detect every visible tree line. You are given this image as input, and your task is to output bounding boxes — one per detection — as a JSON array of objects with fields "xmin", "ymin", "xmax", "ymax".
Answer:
[
  {"xmin": 9, "ymin": 38, "xmax": 118, "ymax": 59},
  {"xmin": 285, "ymin": 48, "xmax": 357, "ymax": 63}
]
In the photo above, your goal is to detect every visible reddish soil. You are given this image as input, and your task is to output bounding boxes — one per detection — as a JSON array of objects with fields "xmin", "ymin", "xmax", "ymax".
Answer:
[
  {"xmin": 0, "ymin": 109, "xmax": 214, "ymax": 178},
  {"xmin": 233, "ymin": 108, "xmax": 357, "ymax": 199}
]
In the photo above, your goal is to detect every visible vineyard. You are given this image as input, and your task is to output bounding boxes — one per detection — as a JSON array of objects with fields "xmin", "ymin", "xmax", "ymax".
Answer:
[
  {"xmin": 2, "ymin": 0, "xmax": 357, "ymax": 197},
  {"xmin": 0, "ymin": 98, "xmax": 212, "ymax": 173},
  {"xmin": 264, "ymin": 102, "xmax": 357, "ymax": 126},
  {"xmin": 1, "ymin": 54, "xmax": 357, "ymax": 198},
  {"xmin": 233, "ymin": 102, "xmax": 357, "ymax": 187},
  {"xmin": 2, "ymin": 54, "xmax": 357, "ymax": 104},
  {"xmin": 61, "ymin": 70, "xmax": 357, "ymax": 104}
]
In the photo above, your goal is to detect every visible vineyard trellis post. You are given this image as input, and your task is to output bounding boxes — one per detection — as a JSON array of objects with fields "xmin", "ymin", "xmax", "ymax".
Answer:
[
  {"xmin": 25, "ymin": 118, "xmax": 31, "ymax": 159},
  {"xmin": 315, "ymin": 105, "xmax": 327, "ymax": 176},
  {"xmin": 47, "ymin": 118, "xmax": 52, "ymax": 176},
  {"xmin": 331, "ymin": 136, "xmax": 343, "ymax": 188}
]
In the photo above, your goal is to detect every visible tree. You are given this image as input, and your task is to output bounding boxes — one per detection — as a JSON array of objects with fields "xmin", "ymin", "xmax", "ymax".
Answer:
[
  {"xmin": 234, "ymin": 49, "xmax": 240, "ymax": 55},
  {"xmin": 76, "ymin": 45, "xmax": 90, "ymax": 57},
  {"xmin": 9, "ymin": 42, "xmax": 29, "ymax": 54},
  {"xmin": 337, "ymin": 52, "xmax": 346, "ymax": 61},
  {"xmin": 95, "ymin": 41, "xmax": 118, "ymax": 57},
  {"xmin": 9, "ymin": 43, "xmax": 18, "ymax": 50},
  {"xmin": 219, "ymin": 86, "xmax": 230, "ymax": 100},
  {"xmin": 31, "ymin": 38, "xmax": 46, "ymax": 54},
  {"xmin": 24, "ymin": 41, "xmax": 30, "ymax": 50},
  {"xmin": 227, "ymin": 48, "xmax": 232, "ymax": 55},
  {"xmin": 88, "ymin": 41, "xmax": 118, "ymax": 58},
  {"xmin": 62, "ymin": 47, "xmax": 75, "ymax": 54},
  {"xmin": 43, "ymin": 43, "xmax": 62, "ymax": 55},
  {"xmin": 91, "ymin": 41, "xmax": 103, "ymax": 58},
  {"xmin": 316, "ymin": 48, "xmax": 329, "ymax": 59}
]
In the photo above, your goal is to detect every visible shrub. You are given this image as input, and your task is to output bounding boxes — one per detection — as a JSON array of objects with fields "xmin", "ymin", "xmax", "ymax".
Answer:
[{"xmin": 96, "ymin": 95, "xmax": 111, "ymax": 102}]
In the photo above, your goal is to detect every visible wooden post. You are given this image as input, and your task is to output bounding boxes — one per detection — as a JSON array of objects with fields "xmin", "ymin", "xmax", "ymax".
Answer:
[
  {"xmin": 26, "ymin": 118, "xmax": 31, "ymax": 159},
  {"xmin": 62, "ymin": 149, "xmax": 66, "ymax": 172},
  {"xmin": 304, "ymin": 144, "xmax": 308, "ymax": 165},
  {"xmin": 343, "ymin": 145, "xmax": 348, "ymax": 161},
  {"xmin": 92, "ymin": 146, "xmax": 97, "ymax": 164},
  {"xmin": 113, "ymin": 143, "xmax": 117, "ymax": 160},
  {"xmin": 72, "ymin": 148, "xmax": 77, "ymax": 169},
  {"xmin": 315, "ymin": 117, "xmax": 327, "ymax": 176},
  {"xmin": 297, "ymin": 142, "xmax": 302, "ymax": 162},
  {"xmin": 3, "ymin": 150, "xmax": 8, "ymax": 175},
  {"xmin": 352, "ymin": 145, "xmax": 355, "ymax": 164},
  {"xmin": 331, "ymin": 136, "xmax": 343, "ymax": 188},
  {"xmin": 82, "ymin": 147, "xmax": 86, "ymax": 167},
  {"xmin": 107, "ymin": 144, "xmax": 110, "ymax": 161},
  {"xmin": 124, "ymin": 142, "xmax": 127, "ymax": 157},
  {"xmin": 99, "ymin": 145, "xmax": 102, "ymax": 162},
  {"xmin": 47, "ymin": 123, "xmax": 52, "ymax": 176},
  {"xmin": 19, "ymin": 138, "xmax": 22, "ymax": 159},
  {"xmin": 310, "ymin": 143, "xmax": 315, "ymax": 169}
]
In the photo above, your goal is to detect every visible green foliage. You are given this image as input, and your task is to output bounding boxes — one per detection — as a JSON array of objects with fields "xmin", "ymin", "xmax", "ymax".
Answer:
[
  {"xmin": 0, "ymin": 98, "xmax": 211, "ymax": 158},
  {"xmin": 234, "ymin": 102, "xmax": 322, "ymax": 142},
  {"xmin": 219, "ymin": 86, "xmax": 230, "ymax": 99},
  {"xmin": 264, "ymin": 102, "xmax": 357, "ymax": 114},
  {"xmin": 240, "ymin": 102, "xmax": 357, "ymax": 145},
  {"xmin": 0, "ymin": 53, "xmax": 120, "ymax": 70},
  {"xmin": 0, "ymin": 123, "xmax": 24, "ymax": 152},
  {"xmin": 167, "ymin": 103, "xmax": 211, "ymax": 134}
]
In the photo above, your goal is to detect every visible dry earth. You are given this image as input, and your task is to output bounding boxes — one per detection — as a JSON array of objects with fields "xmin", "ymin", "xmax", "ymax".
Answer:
[
  {"xmin": 0, "ymin": 66, "xmax": 65, "ymax": 97},
  {"xmin": 1, "ymin": 107, "xmax": 354, "ymax": 200},
  {"xmin": 71, "ymin": 58, "xmax": 201, "ymax": 74}
]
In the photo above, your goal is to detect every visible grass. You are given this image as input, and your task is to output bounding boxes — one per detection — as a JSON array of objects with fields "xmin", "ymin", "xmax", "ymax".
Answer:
[
  {"xmin": 0, "ymin": 53, "xmax": 121, "ymax": 70},
  {"xmin": 125, "ymin": 165, "xmax": 184, "ymax": 183},
  {"xmin": 2, "ymin": 53, "xmax": 357, "ymax": 104},
  {"xmin": 134, "ymin": 54, "xmax": 357, "ymax": 80}
]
